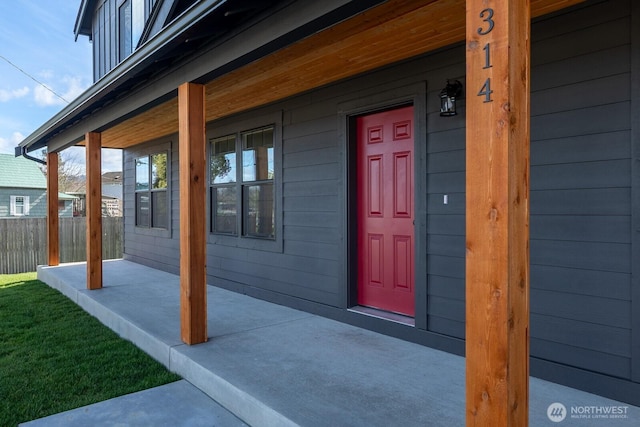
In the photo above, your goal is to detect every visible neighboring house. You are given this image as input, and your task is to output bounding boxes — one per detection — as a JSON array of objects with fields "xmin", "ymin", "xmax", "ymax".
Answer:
[
  {"xmin": 64, "ymin": 178, "xmax": 86, "ymax": 217},
  {"xmin": 101, "ymin": 171, "xmax": 123, "ymax": 198},
  {"xmin": 101, "ymin": 172, "xmax": 123, "ymax": 217},
  {"xmin": 15, "ymin": 0, "xmax": 640, "ymax": 407},
  {"xmin": 65, "ymin": 172, "xmax": 124, "ymax": 217},
  {"xmin": 102, "ymin": 195, "xmax": 122, "ymax": 217},
  {"xmin": 57, "ymin": 192, "xmax": 78, "ymax": 217},
  {"xmin": 0, "ymin": 154, "xmax": 75, "ymax": 217}
]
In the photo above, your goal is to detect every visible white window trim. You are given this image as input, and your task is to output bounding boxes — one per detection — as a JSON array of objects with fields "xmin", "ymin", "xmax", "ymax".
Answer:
[{"xmin": 10, "ymin": 195, "xmax": 30, "ymax": 216}]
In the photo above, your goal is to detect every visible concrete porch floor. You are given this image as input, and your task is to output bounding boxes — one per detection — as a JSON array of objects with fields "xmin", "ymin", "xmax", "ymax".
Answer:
[{"xmin": 21, "ymin": 260, "xmax": 640, "ymax": 426}]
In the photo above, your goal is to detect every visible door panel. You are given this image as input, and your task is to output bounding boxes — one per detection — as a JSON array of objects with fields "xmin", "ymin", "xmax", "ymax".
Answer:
[{"xmin": 357, "ymin": 106, "xmax": 415, "ymax": 316}]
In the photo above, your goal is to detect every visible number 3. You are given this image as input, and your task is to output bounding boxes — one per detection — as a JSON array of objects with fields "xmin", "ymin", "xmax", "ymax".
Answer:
[{"xmin": 477, "ymin": 8, "xmax": 494, "ymax": 36}]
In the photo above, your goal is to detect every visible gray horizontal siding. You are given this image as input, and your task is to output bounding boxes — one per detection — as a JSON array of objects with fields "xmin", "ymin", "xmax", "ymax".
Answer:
[
  {"xmin": 531, "ymin": 131, "xmax": 630, "ymax": 165},
  {"xmin": 531, "ymin": 102, "xmax": 630, "ymax": 141},
  {"xmin": 531, "ymin": 74, "xmax": 629, "ymax": 116},
  {"xmin": 531, "ymin": 215, "xmax": 630, "ymax": 243},
  {"xmin": 531, "ymin": 338, "xmax": 631, "ymax": 379},
  {"xmin": 425, "ymin": 0, "xmax": 634, "ymax": 379},
  {"xmin": 284, "ymin": 180, "xmax": 340, "ymax": 197},
  {"xmin": 532, "ymin": 265, "xmax": 630, "ymax": 300},
  {"xmin": 530, "ymin": 188, "xmax": 630, "ymax": 215},
  {"xmin": 283, "ymin": 224, "xmax": 340, "ymax": 244},
  {"xmin": 532, "ymin": 289, "xmax": 630, "ymax": 329},
  {"xmin": 532, "ymin": 313, "xmax": 630, "ymax": 358},
  {"xmin": 532, "ymin": 9, "xmax": 629, "ymax": 66},
  {"xmin": 206, "ymin": 249, "xmax": 340, "ymax": 306},
  {"xmin": 428, "ymin": 128, "xmax": 465, "ymax": 153},
  {"xmin": 531, "ymin": 240, "xmax": 630, "ymax": 272},
  {"xmin": 427, "ymin": 171, "xmax": 465, "ymax": 194},
  {"xmin": 531, "ymin": 45, "xmax": 630, "ymax": 92},
  {"xmin": 531, "ymin": 159, "xmax": 630, "ymax": 190}
]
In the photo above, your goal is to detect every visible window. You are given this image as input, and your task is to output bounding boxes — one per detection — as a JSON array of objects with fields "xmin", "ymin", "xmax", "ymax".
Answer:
[
  {"xmin": 210, "ymin": 126, "xmax": 275, "ymax": 239},
  {"xmin": 210, "ymin": 135, "xmax": 237, "ymax": 234},
  {"xmin": 135, "ymin": 152, "xmax": 168, "ymax": 228},
  {"xmin": 242, "ymin": 127, "xmax": 275, "ymax": 238},
  {"xmin": 119, "ymin": 0, "xmax": 144, "ymax": 61},
  {"xmin": 10, "ymin": 196, "xmax": 29, "ymax": 216}
]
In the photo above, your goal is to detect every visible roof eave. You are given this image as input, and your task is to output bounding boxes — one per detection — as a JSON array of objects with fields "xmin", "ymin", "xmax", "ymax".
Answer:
[
  {"xmin": 74, "ymin": 0, "xmax": 95, "ymax": 39},
  {"xmin": 20, "ymin": 0, "xmax": 228, "ymax": 154}
]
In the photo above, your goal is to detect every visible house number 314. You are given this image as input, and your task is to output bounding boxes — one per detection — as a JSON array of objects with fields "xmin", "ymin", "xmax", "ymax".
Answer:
[{"xmin": 477, "ymin": 8, "xmax": 494, "ymax": 103}]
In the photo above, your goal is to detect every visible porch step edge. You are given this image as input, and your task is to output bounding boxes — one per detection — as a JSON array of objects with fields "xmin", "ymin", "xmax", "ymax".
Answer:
[
  {"xmin": 37, "ymin": 264, "xmax": 81, "ymax": 304},
  {"xmin": 170, "ymin": 348, "xmax": 298, "ymax": 427}
]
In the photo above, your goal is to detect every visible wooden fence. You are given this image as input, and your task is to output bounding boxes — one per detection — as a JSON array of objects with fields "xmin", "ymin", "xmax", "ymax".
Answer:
[{"xmin": 0, "ymin": 217, "xmax": 123, "ymax": 274}]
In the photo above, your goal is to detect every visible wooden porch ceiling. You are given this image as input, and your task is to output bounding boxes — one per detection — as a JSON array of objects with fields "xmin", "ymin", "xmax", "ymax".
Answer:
[{"xmin": 93, "ymin": 0, "xmax": 585, "ymax": 149}]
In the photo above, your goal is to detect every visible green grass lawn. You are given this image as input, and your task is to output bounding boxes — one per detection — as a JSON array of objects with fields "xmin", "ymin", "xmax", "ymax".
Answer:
[{"xmin": 0, "ymin": 273, "xmax": 181, "ymax": 426}]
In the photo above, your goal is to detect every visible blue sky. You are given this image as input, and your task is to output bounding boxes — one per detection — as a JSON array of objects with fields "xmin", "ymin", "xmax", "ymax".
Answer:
[{"xmin": 0, "ymin": 0, "xmax": 122, "ymax": 172}]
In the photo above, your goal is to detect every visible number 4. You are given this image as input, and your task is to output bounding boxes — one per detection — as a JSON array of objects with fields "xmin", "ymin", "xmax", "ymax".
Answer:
[{"xmin": 478, "ymin": 78, "xmax": 493, "ymax": 103}]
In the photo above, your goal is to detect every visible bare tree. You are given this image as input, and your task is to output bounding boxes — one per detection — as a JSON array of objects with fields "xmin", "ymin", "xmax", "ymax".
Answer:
[{"xmin": 39, "ymin": 149, "xmax": 85, "ymax": 193}]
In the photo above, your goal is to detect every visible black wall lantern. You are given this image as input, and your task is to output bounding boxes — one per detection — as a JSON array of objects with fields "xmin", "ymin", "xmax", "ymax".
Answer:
[{"xmin": 439, "ymin": 80, "xmax": 463, "ymax": 117}]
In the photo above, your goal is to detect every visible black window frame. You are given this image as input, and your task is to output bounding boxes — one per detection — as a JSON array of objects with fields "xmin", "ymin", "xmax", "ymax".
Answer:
[
  {"xmin": 118, "ymin": 0, "xmax": 145, "ymax": 62},
  {"xmin": 207, "ymin": 112, "xmax": 282, "ymax": 253},
  {"xmin": 118, "ymin": 0, "xmax": 133, "ymax": 62},
  {"xmin": 134, "ymin": 150, "xmax": 169, "ymax": 230}
]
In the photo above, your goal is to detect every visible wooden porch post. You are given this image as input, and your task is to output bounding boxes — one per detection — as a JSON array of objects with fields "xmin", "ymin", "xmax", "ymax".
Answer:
[
  {"xmin": 47, "ymin": 151, "xmax": 59, "ymax": 266},
  {"xmin": 465, "ymin": 1, "xmax": 530, "ymax": 426},
  {"xmin": 178, "ymin": 82, "xmax": 208, "ymax": 345},
  {"xmin": 86, "ymin": 132, "xmax": 103, "ymax": 290}
]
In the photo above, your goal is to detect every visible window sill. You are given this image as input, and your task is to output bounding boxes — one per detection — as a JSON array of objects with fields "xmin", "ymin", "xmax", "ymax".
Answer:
[
  {"xmin": 208, "ymin": 233, "xmax": 282, "ymax": 253},
  {"xmin": 134, "ymin": 226, "xmax": 171, "ymax": 239}
]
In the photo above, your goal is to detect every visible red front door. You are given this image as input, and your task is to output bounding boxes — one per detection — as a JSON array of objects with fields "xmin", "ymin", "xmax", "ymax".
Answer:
[{"xmin": 357, "ymin": 106, "xmax": 415, "ymax": 317}]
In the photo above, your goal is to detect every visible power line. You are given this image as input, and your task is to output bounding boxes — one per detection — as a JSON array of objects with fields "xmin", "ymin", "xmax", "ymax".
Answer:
[{"xmin": 0, "ymin": 54, "xmax": 69, "ymax": 104}]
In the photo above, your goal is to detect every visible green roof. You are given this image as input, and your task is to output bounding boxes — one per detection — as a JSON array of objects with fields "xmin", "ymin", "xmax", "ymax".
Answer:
[
  {"xmin": 0, "ymin": 153, "xmax": 47, "ymax": 189},
  {"xmin": 58, "ymin": 192, "xmax": 78, "ymax": 200}
]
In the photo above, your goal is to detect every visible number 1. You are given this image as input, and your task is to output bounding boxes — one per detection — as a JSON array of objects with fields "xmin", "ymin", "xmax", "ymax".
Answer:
[{"xmin": 483, "ymin": 43, "xmax": 492, "ymax": 69}]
